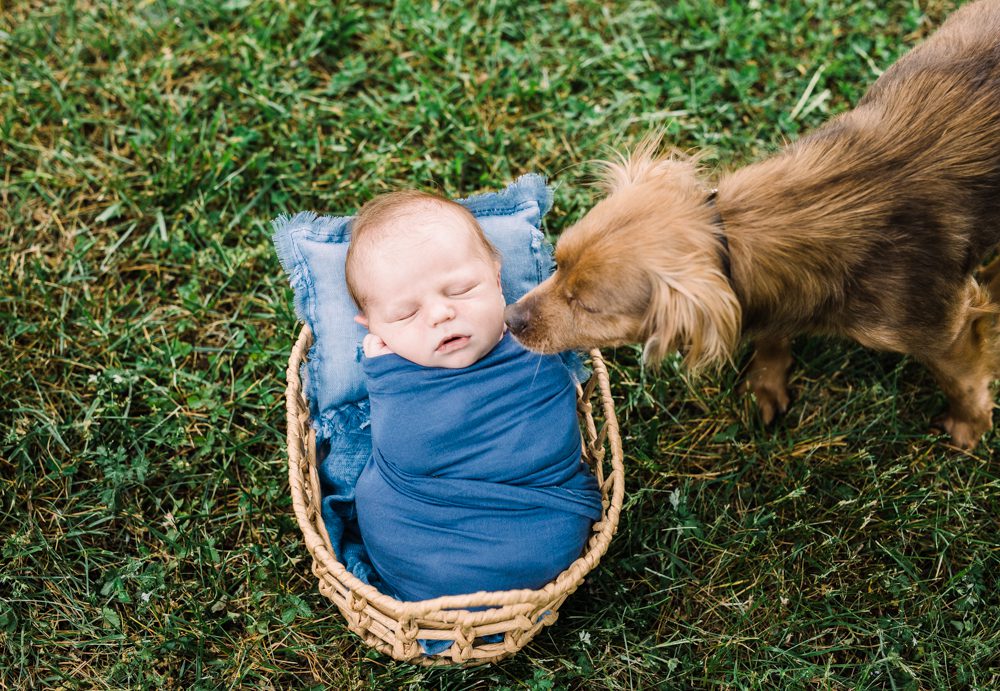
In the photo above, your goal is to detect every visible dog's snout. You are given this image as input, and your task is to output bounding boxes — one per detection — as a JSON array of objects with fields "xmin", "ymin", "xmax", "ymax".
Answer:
[{"xmin": 505, "ymin": 301, "xmax": 532, "ymax": 335}]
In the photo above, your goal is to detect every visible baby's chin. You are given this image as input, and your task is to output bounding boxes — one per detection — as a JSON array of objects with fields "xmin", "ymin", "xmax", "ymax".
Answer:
[{"xmin": 429, "ymin": 349, "xmax": 482, "ymax": 369}]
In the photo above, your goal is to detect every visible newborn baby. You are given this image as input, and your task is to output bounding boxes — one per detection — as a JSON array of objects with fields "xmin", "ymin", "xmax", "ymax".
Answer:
[{"xmin": 345, "ymin": 190, "xmax": 602, "ymax": 602}]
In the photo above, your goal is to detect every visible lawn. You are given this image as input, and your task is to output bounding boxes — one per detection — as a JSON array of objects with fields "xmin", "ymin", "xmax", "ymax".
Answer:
[{"xmin": 2, "ymin": 0, "xmax": 998, "ymax": 688}]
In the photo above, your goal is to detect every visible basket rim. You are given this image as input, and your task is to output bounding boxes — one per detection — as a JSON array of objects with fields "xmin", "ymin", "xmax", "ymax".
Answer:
[{"xmin": 285, "ymin": 323, "xmax": 625, "ymax": 620}]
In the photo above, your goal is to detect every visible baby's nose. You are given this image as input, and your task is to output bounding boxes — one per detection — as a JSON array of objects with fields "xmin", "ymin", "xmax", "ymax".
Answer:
[{"xmin": 430, "ymin": 301, "xmax": 456, "ymax": 325}]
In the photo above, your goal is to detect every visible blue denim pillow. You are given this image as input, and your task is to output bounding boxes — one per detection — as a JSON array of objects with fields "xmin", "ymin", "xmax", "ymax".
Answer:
[{"xmin": 272, "ymin": 173, "xmax": 565, "ymax": 437}]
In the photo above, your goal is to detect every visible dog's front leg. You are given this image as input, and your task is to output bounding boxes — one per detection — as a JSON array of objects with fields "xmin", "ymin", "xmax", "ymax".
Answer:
[
  {"xmin": 919, "ymin": 286, "xmax": 997, "ymax": 450},
  {"xmin": 742, "ymin": 336, "xmax": 793, "ymax": 424}
]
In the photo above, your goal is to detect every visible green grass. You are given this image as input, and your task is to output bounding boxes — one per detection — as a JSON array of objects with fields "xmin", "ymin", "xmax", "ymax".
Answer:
[{"xmin": 2, "ymin": 0, "xmax": 998, "ymax": 688}]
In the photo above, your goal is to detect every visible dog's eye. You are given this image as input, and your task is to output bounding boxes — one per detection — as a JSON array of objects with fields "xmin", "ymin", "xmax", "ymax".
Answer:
[{"xmin": 568, "ymin": 295, "xmax": 599, "ymax": 314}]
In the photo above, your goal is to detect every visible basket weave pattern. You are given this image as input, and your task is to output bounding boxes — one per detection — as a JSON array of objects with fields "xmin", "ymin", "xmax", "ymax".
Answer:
[{"xmin": 285, "ymin": 325, "xmax": 625, "ymax": 665}]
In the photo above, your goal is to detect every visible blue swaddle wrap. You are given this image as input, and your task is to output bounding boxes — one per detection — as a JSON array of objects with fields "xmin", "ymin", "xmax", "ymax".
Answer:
[{"xmin": 355, "ymin": 331, "xmax": 603, "ymax": 603}]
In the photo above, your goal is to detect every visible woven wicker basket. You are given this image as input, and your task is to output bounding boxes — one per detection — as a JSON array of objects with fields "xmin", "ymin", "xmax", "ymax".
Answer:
[{"xmin": 285, "ymin": 324, "xmax": 625, "ymax": 666}]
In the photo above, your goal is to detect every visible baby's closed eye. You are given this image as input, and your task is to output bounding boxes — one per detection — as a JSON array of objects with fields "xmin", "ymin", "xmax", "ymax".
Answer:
[
  {"xmin": 388, "ymin": 308, "xmax": 418, "ymax": 322},
  {"xmin": 448, "ymin": 282, "xmax": 478, "ymax": 297}
]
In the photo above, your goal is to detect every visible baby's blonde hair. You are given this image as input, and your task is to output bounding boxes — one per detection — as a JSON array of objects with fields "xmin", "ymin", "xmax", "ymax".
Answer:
[{"xmin": 345, "ymin": 190, "xmax": 500, "ymax": 311}]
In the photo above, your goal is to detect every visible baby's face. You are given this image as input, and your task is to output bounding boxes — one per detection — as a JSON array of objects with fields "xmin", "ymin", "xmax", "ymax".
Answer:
[{"xmin": 357, "ymin": 213, "xmax": 506, "ymax": 368}]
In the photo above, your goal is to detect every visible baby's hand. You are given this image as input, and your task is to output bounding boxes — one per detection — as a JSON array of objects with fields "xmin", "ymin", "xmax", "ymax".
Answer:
[{"xmin": 362, "ymin": 333, "xmax": 394, "ymax": 358}]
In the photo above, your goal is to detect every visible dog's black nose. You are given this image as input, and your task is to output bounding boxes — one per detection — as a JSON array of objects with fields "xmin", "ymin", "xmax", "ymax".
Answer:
[{"xmin": 505, "ymin": 302, "xmax": 531, "ymax": 335}]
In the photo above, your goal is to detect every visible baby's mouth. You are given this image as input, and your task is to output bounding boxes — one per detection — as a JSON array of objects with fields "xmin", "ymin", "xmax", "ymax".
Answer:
[{"xmin": 436, "ymin": 334, "xmax": 470, "ymax": 353}]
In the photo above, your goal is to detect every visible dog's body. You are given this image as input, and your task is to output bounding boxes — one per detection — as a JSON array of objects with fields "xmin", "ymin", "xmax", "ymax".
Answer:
[{"xmin": 506, "ymin": 0, "xmax": 1000, "ymax": 448}]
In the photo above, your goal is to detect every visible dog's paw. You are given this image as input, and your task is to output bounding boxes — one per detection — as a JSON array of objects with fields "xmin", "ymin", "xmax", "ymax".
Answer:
[
  {"xmin": 934, "ymin": 413, "xmax": 991, "ymax": 450},
  {"xmin": 740, "ymin": 379, "xmax": 790, "ymax": 425},
  {"xmin": 741, "ymin": 339, "xmax": 793, "ymax": 426},
  {"xmin": 757, "ymin": 387, "xmax": 790, "ymax": 426}
]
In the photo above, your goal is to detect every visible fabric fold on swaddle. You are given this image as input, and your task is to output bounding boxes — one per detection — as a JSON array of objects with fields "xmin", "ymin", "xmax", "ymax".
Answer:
[{"xmin": 355, "ymin": 331, "xmax": 603, "ymax": 603}]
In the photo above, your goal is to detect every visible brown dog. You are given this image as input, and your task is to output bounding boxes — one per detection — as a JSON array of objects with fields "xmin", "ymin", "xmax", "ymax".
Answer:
[{"xmin": 505, "ymin": 0, "xmax": 1000, "ymax": 449}]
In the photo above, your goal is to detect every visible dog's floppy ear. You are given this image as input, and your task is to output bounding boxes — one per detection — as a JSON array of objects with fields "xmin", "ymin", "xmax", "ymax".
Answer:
[{"xmin": 641, "ymin": 266, "xmax": 741, "ymax": 372}]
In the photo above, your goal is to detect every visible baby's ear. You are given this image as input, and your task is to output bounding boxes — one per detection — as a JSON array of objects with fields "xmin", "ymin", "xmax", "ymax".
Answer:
[{"xmin": 354, "ymin": 314, "xmax": 369, "ymax": 329}]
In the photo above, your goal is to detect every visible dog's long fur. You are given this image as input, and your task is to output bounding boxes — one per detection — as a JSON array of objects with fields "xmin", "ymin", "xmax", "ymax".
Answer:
[{"xmin": 506, "ymin": 0, "xmax": 1000, "ymax": 448}]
